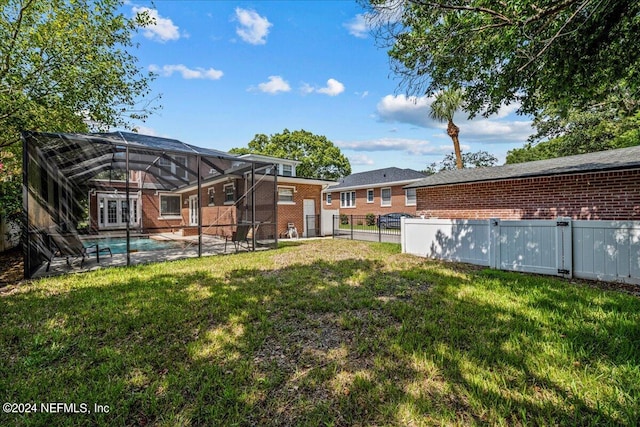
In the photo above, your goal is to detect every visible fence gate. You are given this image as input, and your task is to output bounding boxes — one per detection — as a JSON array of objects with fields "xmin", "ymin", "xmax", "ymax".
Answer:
[
  {"xmin": 305, "ymin": 215, "xmax": 318, "ymax": 238},
  {"xmin": 491, "ymin": 218, "xmax": 572, "ymax": 278}
]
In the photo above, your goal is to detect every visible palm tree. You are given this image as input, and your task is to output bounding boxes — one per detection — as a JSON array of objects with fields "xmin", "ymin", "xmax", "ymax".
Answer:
[{"xmin": 429, "ymin": 88, "xmax": 464, "ymax": 169}]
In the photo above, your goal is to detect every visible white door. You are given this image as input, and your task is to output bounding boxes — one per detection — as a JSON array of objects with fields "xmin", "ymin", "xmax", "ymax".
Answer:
[
  {"xmin": 303, "ymin": 199, "xmax": 315, "ymax": 238},
  {"xmin": 189, "ymin": 195, "xmax": 199, "ymax": 226}
]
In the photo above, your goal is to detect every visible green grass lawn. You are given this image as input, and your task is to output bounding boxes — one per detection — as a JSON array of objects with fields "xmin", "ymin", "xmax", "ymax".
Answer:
[{"xmin": 1, "ymin": 239, "xmax": 639, "ymax": 426}]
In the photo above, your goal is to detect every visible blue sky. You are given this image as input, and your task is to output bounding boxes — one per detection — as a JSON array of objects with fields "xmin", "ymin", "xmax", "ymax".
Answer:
[{"xmin": 124, "ymin": 1, "xmax": 535, "ymax": 173}]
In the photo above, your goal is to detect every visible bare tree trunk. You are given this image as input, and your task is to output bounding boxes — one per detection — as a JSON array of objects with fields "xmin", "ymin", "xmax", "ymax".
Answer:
[{"xmin": 447, "ymin": 120, "xmax": 463, "ymax": 169}]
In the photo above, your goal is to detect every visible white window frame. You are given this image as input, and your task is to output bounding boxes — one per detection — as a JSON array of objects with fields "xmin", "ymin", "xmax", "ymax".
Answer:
[
  {"xmin": 340, "ymin": 191, "xmax": 356, "ymax": 208},
  {"xmin": 277, "ymin": 186, "xmax": 296, "ymax": 204},
  {"xmin": 326, "ymin": 193, "xmax": 332, "ymax": 205},
  {"xmin": 381, "ymin": 187, "xmax": 392, "ymax": 207},
  {"xmin": 405, "ymin": 188, "xmax": 417, "ymax": 206},
  {"xmin": 281, "ymin": 164, "xmax": 293, "ymax": 177},
  {"xmin": 97, "ymin": 193, "xmax": 140, "ymax": 229},
  {"xmin": 223, "ymin": 183, "xmax": 235, "ymax": 205},
  {"xmin": 366, "ymin": 189, "xmax": 374, "ymax": 203},
  {"xmin": 158, "ymin": 156, "xmax": 188, "ymax": 180},
  {"xmin": 159, "ymin": 193, "xmax": 182, "ymax": 219}
]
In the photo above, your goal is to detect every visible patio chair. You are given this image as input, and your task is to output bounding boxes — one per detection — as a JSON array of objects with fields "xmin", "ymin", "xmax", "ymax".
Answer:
[
  {"xmin": 224, "ymin": 223, "xmax": 259, "ymax": 253},
  {"xmin": 224, "ymin": 224, "xmax": 250, "ymax": 253},
  {"xmin": 286, "ymin": 222, "xmax": 298, "ymax": 239},
  {"xmin": 46, "ymin": 232, "xmax": 112, "ymax": 272}
]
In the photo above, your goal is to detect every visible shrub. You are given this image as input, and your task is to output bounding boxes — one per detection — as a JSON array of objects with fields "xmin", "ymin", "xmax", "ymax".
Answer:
[{"xmin": 365, "ymin": 213, "xmax": 376, "ymax": 226}]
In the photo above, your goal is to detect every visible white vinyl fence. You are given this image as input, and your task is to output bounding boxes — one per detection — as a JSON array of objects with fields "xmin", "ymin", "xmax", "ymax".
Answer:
[{"xmin": 402, "ymin": 218, "xmax": 640, "ymax": 285}]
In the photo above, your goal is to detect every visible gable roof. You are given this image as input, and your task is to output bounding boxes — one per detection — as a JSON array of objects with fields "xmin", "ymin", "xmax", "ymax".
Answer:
[
  {"xmin": 327, "ymin": 167, "xmax": 426, "ymax": 191},
  {"xmin": 405, "ymin": 145, "xmax": 640, "ymax": 189}
]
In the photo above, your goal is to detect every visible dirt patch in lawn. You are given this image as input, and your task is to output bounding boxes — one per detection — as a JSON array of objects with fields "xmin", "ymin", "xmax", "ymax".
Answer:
[{"xmin": 0, "ymin": 246, "xmax": 23, "ymax": 288}]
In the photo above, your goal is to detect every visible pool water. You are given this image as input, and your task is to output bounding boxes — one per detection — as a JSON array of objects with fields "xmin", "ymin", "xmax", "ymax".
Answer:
[{"xmin": 81, "ymin": 237, "xmax": 185, "ymax": 255}]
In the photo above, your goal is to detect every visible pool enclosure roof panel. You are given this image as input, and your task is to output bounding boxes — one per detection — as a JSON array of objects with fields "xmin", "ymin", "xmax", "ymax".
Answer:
[{"xmin": 23, "ymin": 131, "xmax": 273, "ymax": 191}]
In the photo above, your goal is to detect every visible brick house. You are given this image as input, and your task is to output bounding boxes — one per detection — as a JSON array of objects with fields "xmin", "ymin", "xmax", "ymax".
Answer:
[
  {"xmin": 405, "ymin": 146, "xmax": 640, "ymax": 220},
  {"xmin": 237, "ymin": 154, "xmax": 336, "ymax": 237},
  {"xmin": 88, "ymin": 153, "xmax": 335, "ymax": 239},
  {"xmin": 323, "ymin": 167, "xmax": 426, "ymax": 216}
]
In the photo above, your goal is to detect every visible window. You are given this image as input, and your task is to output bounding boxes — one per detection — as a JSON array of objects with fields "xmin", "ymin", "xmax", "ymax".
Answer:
[
  {"xmin": 208, "ymin": 188, "xmax": 215, "ymax": 206},
  {"xmin": 158, "ymin": 156, "xmax": 188, "ymax": 179},
  {"xmin": 340, "ymin": 191, "xmax": 356, "ymax": 208},
  {"xmin": 367, "ymin": 189, "xmax": 374, "ymax": 203},
  {"xmin": 160, "ymin": 194, "xmax": 181, "ymax": 216},
  {"xmin": 405, "ymin": 188, "xmax": 416, "ymax": 206},
  {"xmin": 381, "ymin": 188, "xmax": 391, "ymax": 206},
  {"xmin": 278, "ymin": 186, "xmax": 295, "ymax": 203},
  {"xmin": 281, "ymin": 164, "xmax": 293, "ymax": 177},
  {"xmin": 224, "ymin": 184, "xmax": 235, "ymax": 204},
  {"xmin": 326, "ymin": 193, "xmax": 332, "ymax": 204}
]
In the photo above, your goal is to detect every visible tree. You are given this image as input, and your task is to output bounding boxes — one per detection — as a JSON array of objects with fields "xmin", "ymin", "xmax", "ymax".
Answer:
[
  {"xmin": 424, "ymin": 150, "xmax": 497, "ymax": 174},
  {"xmin": 0, "ymin": 0, "xmax": 158, "ymax": 220},
  {"xmin": 506, "ymin": 112, "xmax": 640, "ymax": 164},
  {"xmin": 366, "ymin": 0, "xmax": 640, "ymax": 118},
  {"xmin": 230, "ymin": 129, "xmax": 351, "ymax": 180},
  {"xmin": 429, "ymin": 88, "xmax": 465, "ymax": 169}
]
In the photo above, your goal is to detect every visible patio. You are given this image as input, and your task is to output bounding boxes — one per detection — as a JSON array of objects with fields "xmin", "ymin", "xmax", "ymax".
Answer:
[{"xmin": 23, "ymin": 131, "xmax": 279, "ymax": 279}]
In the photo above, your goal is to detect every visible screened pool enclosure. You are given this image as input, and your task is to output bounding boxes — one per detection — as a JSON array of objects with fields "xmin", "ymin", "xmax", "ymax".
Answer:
[{"xmin": 23, "ymin": 131, "xmax": 278, "ymax": 279}]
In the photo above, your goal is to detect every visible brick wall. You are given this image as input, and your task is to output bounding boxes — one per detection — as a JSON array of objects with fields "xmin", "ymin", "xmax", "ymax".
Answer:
[
  {"xmin": 325, "ymin": 185, "xmax": 417, "ymax": 216},
  {"xmin": 277, "ymin": 182, "xmax": 323, "ymax": 237},
  {"xmin": 416, "ymin": 169, "xmax": 640, "ymax": 220}
]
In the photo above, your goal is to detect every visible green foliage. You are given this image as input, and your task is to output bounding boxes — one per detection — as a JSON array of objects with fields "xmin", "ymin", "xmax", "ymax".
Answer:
[
  {"xmin": 367, "ymin": 0, "xmax": 640, "ymax": 118},
  {"xmin": 507, "ymin": 110, "xmax": 640, "ymax": 164},
  {"xmin": 0, "ymin": 0, "xmax": 158, "ymax": 218},
  {"xmin": 425, "ymin": 151, "xmax": 498, "ymax": 174},
  {"xmin": 230, "ymin": 129, "xmax": 351, "ymax": 180},
  {"xmin": 365, "ymin": 213, "xmax": 376, "ymax": 226},
  {"xmin": 340, "ymin": 214, "xmax": 349, "ymax": 225},
  {"xmin": 429, "ymin": 88, "xmax": 464, "ymax": 123}
]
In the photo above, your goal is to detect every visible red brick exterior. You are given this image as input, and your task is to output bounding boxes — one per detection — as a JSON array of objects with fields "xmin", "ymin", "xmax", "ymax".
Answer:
[
  {"xmin": 89, "ymin": 176, "xmax": 327, "ymax": 239},
  {"xmin": 277, "ymin": 182, "xmax": 324, "ymax": 237},
  {"xmin": 416, "ymin": 169, "xmax": 640, "ymax": 220},
  {"xmin": 325, "ymin": 185, "xmax": 417, "ymax": 216}
]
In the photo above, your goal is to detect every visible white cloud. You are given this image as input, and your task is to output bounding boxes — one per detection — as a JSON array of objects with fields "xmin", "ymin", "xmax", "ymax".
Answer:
[
  {"xmin": 348, "ymin": 154, "xmax": 375, "ymax": 166},
  {"xmin": 254, "ymin": 76, "xmax": 291, "ymax": 94},
  {"xmin": 375, "ymin": 94, "xmax": 534, "ymax": 144},
  {"xmin": 338, "ymin": 137, "xmax": 455, "ymax": 156},
  {"xmin": 301, "ymin": 78, "xmax": 345, "ymax": 96},
  {"xmin": 133, "ymin": 7, "xmax": 180, "ymax": 42},
  {"xmin": 343, "ymin": 14, "xmax": 370, "ymax": 38},
  {"xmin": 376, "ymin": 94, "xmax": 437, "ymax": 128},
  {"xmin": 317, "ymin": 79, "xmax": 345, "ymax": 96},
  {"xmin": 235, "ymin": 8, "xmax": 272, "ymax": 45},
  {"xmin": 149, "ymin": 64, "xmax": 223, "ymax": 80}
]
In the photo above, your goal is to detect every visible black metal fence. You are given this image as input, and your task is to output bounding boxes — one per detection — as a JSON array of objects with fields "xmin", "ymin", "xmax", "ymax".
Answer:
[{"xmin": 332, "ymin": 214, "xmax": 402, "ymax": 243}]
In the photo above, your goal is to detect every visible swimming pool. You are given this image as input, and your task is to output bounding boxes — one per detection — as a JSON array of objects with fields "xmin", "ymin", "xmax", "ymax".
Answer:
[{"xmin": 81, "ymin": 237, "xmax": 186, "ymax": 255}]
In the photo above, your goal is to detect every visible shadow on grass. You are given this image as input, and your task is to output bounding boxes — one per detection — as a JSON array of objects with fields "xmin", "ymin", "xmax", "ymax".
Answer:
[{"xmin": 1, "ymin": 251, "xmax": 639, "ymax": 426}]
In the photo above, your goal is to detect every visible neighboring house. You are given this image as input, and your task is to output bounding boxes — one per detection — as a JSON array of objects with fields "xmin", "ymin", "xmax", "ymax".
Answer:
[
  {"xmin": 88, "ymin": 153, "xmax": 336, "ymax": 239},
  {"xmin": 405, "ymin": 146, "xmax": 640, "ymax": 220},
  {"xmin": 323, "ymin": 167, "xmax": 427, "ymax": 216},
  {"xmin": 237, "ymin": 154, "xmax": 336, "ymax": 237}
]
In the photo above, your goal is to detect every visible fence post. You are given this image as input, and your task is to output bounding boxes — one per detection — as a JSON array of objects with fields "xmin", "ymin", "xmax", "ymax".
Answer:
[
  {"xmin": 350, "ymin": 215, "xmax": 354, "ymax": 240},
  {"xmin": 378, "ymin": 215, "xmax": 382, "ymax": 242},
  {"xmin": 556, "ymin": 217, "xmax": 573, "ymax": 278},
  {"xmin": 489, "ymin": 218, "xmax": 500, "ymax": 269}
]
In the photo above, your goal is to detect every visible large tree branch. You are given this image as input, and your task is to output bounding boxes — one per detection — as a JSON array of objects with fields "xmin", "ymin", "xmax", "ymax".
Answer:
[
  {"xmin": 410, "ymin": 0, "xmax": 513, "ymax": 24},
  {"xmin": 517, "ymin": 0, "xmax": 592, "ymax": 72}
]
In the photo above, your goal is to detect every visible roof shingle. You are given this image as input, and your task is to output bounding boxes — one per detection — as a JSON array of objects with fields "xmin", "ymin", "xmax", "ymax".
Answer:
[
  {"xmin": 405, "ymin": 146, "xmax": 640, "ymax": 189},
  {"xmin": 328, "ymin": 167, "xmax": 426, "ymax": 190}
]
